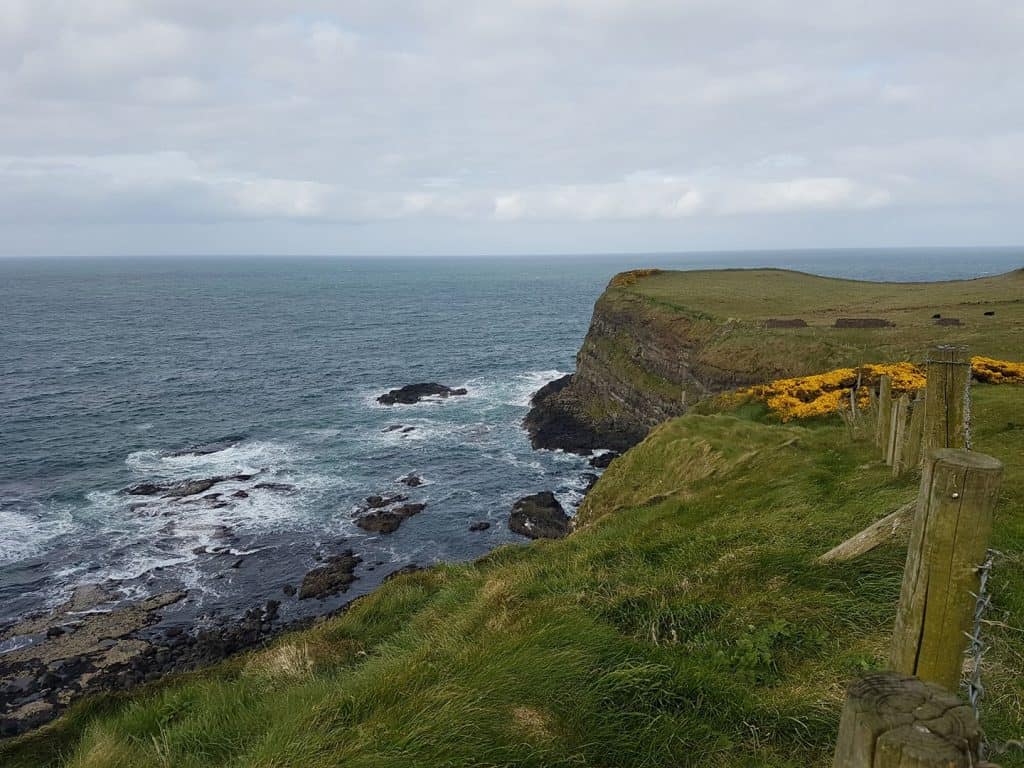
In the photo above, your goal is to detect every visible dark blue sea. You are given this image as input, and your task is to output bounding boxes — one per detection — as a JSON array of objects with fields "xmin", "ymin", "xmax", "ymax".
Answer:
[{"xmin": 2, "ymin": 248, "xmax": 1022, "ymax": 639}]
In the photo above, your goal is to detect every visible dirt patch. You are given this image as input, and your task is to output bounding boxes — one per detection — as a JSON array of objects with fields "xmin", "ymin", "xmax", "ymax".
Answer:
[{"xmin": 833, "ymin": 318, "xmax": 894, "ymax": 328}]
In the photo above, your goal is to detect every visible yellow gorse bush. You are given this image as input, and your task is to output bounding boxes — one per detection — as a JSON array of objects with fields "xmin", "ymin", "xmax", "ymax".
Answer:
[{"xmin": 744, "ymin": 358, "xmax": 1023, "ymax": 421}]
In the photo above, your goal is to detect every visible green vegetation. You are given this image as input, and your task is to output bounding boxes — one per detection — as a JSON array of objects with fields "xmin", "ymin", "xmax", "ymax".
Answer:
[
  {"xmin": 617, "ymin": 267, "xmax": 1024, "ymax": 373},
  {"xmin": 5, "ymin": 385, "xmax": 1022, "ymax": 768}
]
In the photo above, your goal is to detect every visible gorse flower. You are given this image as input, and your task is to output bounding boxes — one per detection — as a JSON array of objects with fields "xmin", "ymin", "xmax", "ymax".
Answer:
[{"xmin": 743, "ymin": 358, "xmax": 1023, "ymax": 421}]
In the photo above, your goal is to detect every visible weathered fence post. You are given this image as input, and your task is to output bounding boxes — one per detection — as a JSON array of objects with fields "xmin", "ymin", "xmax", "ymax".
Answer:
[
  {"xmin": 901, "ymin": 389, "xmax": 926, "ymax": 472},
  {"xmin": 924, "ymin": 345, "xmax": 971, "ymax": 452},
  {"xmin": 889, "ymin": 394, "xmax": 909, "ymax": 474},
  {"xmin": 876, "ymin": 375, "xmax": 892, "ymax": 456},
  {"xmin": 891, "ymin": 449, "xmax": 1003, "ymax": 690},
  {"xmin": 833, "ymin": 672, "xmax": 981, "ymax": 768}
]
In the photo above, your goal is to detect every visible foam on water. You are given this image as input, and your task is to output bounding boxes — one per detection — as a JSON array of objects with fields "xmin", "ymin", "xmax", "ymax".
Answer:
[
  {"xmin": 0, "ymin": 504, "xmax": 73, "ymax": 565},
  {"xmin": 125, "ymin": 440, "xmax": 299, "ymax": 478}
]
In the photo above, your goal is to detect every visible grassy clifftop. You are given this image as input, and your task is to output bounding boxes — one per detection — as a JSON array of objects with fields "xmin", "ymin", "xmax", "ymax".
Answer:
[
  {"xmin": 526, "ymin": 267, "xmax": 1024, "ymax": 452},
  {"xmin": 5, "ymin": 385, "xmax": 1022, "ymax": 767}
]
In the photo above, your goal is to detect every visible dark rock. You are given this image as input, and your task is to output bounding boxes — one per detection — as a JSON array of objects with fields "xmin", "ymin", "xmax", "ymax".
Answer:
[
  {"xmin": 164, "ymin": 435, "xmax": 247, "ymax": 458},
  {"xmin": 524, "ymin": 375, "xmax": 641, "ymax": 454},
  {"xmin": 202, "ymin": 493, "xmax": 222, "ymax": 501},
  {"xmin": 377, "ymin": 383, "xmax": 468, "ymax": 405},
  {"xmin": 45, "ymin": 626, "xmax": 65, "ymax": 638},
  {"xmin": 230, "ymin": 558, "xmax": 244, "ymax": 569},
  {"xmin": 588, "ymin": 452, "xmax": 619, "ymax": 469},
  {"xmin": 984, "ymin": 310, "xmax": 996, "ymax": 316},
  {"xmin": 383, "ymin": 425, "xmax": 404, "ymax": 432},
  {"xmin": 264, "ymin": 600, "xmax": 280, "ymax": 622},
  {"xmin": 162, "ymin": 478, "xmax": 219, "ymax": 499},
  {"xmin": 764, "ymin": 318, "xmax": 807, "ymax": 328},
  {"xmin": 123, "ymin": 482, "xmax": 166, "ymax": 496},
  {"xmin": 401, "ymin": 426, "xmax": 416, "ymax": 433},
  {"xmin": 509, "ymin": 492, "xmax": 570, "ymax": 540},
  {"xmin": 299, "ymin": 550, "xmax": 362, "ymax": 599},
  {"xmin": 468, "ymin": 521, "xmax": 491, "ymax": 532},
  {"xmin": 932, "ymin": 313, "xmax": 942, "ymax": 319},
  {"xmin": 253, "ymin": 482, "xmax": 297, "ymax": 493},
  {"xmin": 365, "ymin": 494, "xmax": 407, "ymax": 509},
  {"xmin": 282, "ymin": 583, "xmax": 296, "ymax": 597},
  {"xmin": 580, "ymin": 472, "xmax": 600, "ymax": 493},
  {"xmin": 231, "ymin": 490, "xmax": 249, "ymax": 498},
  {"xmin": 355, "ymin": 503, "xmax": 426, "ymax": 534},
  {"xmin": 399, "ymin": 473, "xmax": 424, "ymax": 487}
]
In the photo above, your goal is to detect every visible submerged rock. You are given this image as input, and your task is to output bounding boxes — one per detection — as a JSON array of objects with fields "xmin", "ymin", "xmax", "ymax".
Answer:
[
  {"xmin": 468, "ymin": 521, "xmax": 491, "ymax": 532},
  {"xmin": 399, "ymin": 473, "xmax": 424, "ymax": 487},
  {"xmin": 509, "ymin": 492, "xmax": 570, "ymax": 540},
  {"xmin": 299, "ymin": 550, "xmax": 362, "ymax": 600},
  {"xmin": 253, "ymin": 482, "xmax": 297, "ymax": 493},
  {"xmin": 122, "ymin": 474, "xmax": 258, "ymax": 499},
  {"xmin": 163, "ymin": 435, "xmax": 247, "ymax": 458},
  {"xmin": 377, "ymin": 383, "xmax": 468, "ymax": 405},
  {"xmin": 355, "ymin": 503, "xmax": 426, "ymax": 534},
  {"xmin": 588, "ymin": 452, "xmax": 620, "ymax": 469}
]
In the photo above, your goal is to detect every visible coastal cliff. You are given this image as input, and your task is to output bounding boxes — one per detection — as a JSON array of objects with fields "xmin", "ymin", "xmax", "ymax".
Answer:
[{"xmin": 526, "ymin": 267, "xmax": 1024, "ymax": 452}]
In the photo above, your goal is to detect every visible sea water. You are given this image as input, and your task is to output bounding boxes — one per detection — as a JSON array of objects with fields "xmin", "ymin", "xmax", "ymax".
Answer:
[{"xmin": 1, "ymin": 249, "xmax": 1021, "ymax": 631}]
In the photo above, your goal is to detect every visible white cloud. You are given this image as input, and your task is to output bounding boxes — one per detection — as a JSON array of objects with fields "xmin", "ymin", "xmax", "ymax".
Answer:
[{"xmin": 0, "ymin": 1, "xmax": 1022, "ymax": 254}]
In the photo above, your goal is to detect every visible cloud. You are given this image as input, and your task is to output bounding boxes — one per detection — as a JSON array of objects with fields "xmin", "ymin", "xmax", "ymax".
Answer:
[{"xmin": 0, "ymin": 1, "xmax": 1022, "ymax": 255}]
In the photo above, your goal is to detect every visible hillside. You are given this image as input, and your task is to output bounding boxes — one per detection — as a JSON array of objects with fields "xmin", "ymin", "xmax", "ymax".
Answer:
[
  {"xmin": 3, "ymin": 384, "xmax": 1022, "ymax": 767},
  {"xmin": 526, "ymin": 267, "xmax": 1024, "ymax": 452}
]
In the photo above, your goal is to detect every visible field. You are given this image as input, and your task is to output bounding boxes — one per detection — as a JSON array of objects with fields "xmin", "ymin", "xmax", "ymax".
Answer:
[{"xmin": 4, "ymin": 384, "xmax": 1022, "ymax": 767}]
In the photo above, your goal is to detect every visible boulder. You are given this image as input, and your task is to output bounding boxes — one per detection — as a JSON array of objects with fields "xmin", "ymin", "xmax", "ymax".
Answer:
[
  {"xmin": 509, "ymin": 492, "xmax": 570, "ymax": 539},
  {"xmin": 399, "ymin": 473, "xmax": 424, "ymax": 487},
  {"xmin": 355, "ymin": 503, "xmax": 426, "ymax": 534},
  {"xmin": 468, "ymin": 521, "xmax": 491, "ymax": 532},
  {"xmin": 377, "ymin": 383, "xmax": 468, "ymax": 405},
  {"xmin": 589, "ymin": 452, "xmax": 619, "ymax": 469},
  {"xmin": 299, "ymin": 550, "xmax": 362, "ymax": 600}
]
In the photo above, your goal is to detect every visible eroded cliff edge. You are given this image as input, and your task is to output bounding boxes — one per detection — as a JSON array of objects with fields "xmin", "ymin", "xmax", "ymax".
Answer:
[{"xmin": 525, "ymin": 266, "xmax": 1024, "ymax": 453}]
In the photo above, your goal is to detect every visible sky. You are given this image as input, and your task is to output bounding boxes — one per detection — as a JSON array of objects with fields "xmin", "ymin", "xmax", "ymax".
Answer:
[{"xmin": 1, "ymin": 1, "xmax": 1023, "ymax": 257}]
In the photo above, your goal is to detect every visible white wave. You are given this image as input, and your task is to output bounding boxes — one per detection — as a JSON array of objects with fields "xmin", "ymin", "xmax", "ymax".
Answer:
[
  {"xmin": 0, "ymin": 505, "xmax": 73, "ymax": 565},
  {"xmin": 458, "ymin": 369, "xmax": 568, "ymax": 409},
  {"xmin": 125, "ymin": 440, "xmax": 300, "ymax": 479}
]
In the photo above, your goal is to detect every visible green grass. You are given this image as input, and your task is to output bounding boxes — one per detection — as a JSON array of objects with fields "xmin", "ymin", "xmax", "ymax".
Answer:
[
  {"xmin": 611, "ymin": 267, "xmax": 1024, "ymax": 377},
  {"xmin": 4, "ymin": 385, "xmax": 1022, "ymax": 768}
]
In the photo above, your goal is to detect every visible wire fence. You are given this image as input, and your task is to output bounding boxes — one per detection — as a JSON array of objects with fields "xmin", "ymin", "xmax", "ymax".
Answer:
[{"xmin": 967, "ymin": 549, "xmax": 1024, "ymax": 763}]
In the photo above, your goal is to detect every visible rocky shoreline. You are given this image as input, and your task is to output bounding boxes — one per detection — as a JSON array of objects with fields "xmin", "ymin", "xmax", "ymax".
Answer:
[{"xmin": 1, "ymin": 378, "xmax": 607, "ymax": 740}]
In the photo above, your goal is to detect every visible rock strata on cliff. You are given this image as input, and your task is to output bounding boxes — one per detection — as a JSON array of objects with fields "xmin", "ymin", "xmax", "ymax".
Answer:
[{"xmin": 525, "ymin": 267, "xmax": 1024, "ymax": 454}]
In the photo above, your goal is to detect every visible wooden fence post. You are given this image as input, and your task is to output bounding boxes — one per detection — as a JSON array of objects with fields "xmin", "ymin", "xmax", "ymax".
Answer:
[
  {"xmin": 901, "ymin": 389, "xmax": 926, "ymax": 472},
  {"xmin": 889, "ymin": 395, "xmax": 909, "ymax": 474},
  {"xmin": 891, "ymin": 449, "xmax": 1003, "ymax": 690},
  {"xmin": 876, "ymin": 375, "xmax": 892, "ymax": 456},
  {"xmin": 833, "ymin": 672, "xmax": 981, "ymax": 768},
  {"xmin": 924, "ymin": 345, "xmax": 971, "ymax": 452}
]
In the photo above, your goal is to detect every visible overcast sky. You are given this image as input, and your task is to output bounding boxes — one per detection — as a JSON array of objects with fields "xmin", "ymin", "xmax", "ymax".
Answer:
[{"xmin": 2, "ymin": 1, "xmax": 1022, "ymax": 257}]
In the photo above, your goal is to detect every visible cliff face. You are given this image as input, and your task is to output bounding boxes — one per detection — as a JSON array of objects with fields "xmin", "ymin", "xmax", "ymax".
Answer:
[
  {"xmin": 525, "ymin": 267, "xmax": 1024, "ymax": 453},
  {"xmin": 525, "ymin": 288, "xmax": 725, "ymax": 452}
]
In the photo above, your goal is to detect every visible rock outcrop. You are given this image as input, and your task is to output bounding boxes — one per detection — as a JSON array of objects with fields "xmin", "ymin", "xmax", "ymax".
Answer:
[
  {"xmin": 509, "ymin": 492, "xmax": 570, "ymax": 540},
  {"xmin": 299, "ymin": 550, "xmax": 361, "ymax": 599},
  {"xmin": 377, "ymin": 383, "xmax": 468, "ymax": 405}
]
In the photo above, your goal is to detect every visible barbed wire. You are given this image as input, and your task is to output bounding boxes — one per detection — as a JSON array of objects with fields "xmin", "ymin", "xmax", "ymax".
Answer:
[{"xmin": 964, "ymin": 549, "xmax": 1024, "ymax": 763}]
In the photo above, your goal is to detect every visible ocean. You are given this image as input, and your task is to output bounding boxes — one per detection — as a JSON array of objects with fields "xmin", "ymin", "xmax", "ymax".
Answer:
[{"xmin": 2, "ymin": 248, "xmax": 1022, "ymax": 638}]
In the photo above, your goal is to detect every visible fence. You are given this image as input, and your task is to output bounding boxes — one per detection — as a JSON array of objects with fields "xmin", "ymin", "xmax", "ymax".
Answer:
[{"xmin": 832, "ymin": 345, "xmax": 1007, "ymax": 768}]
